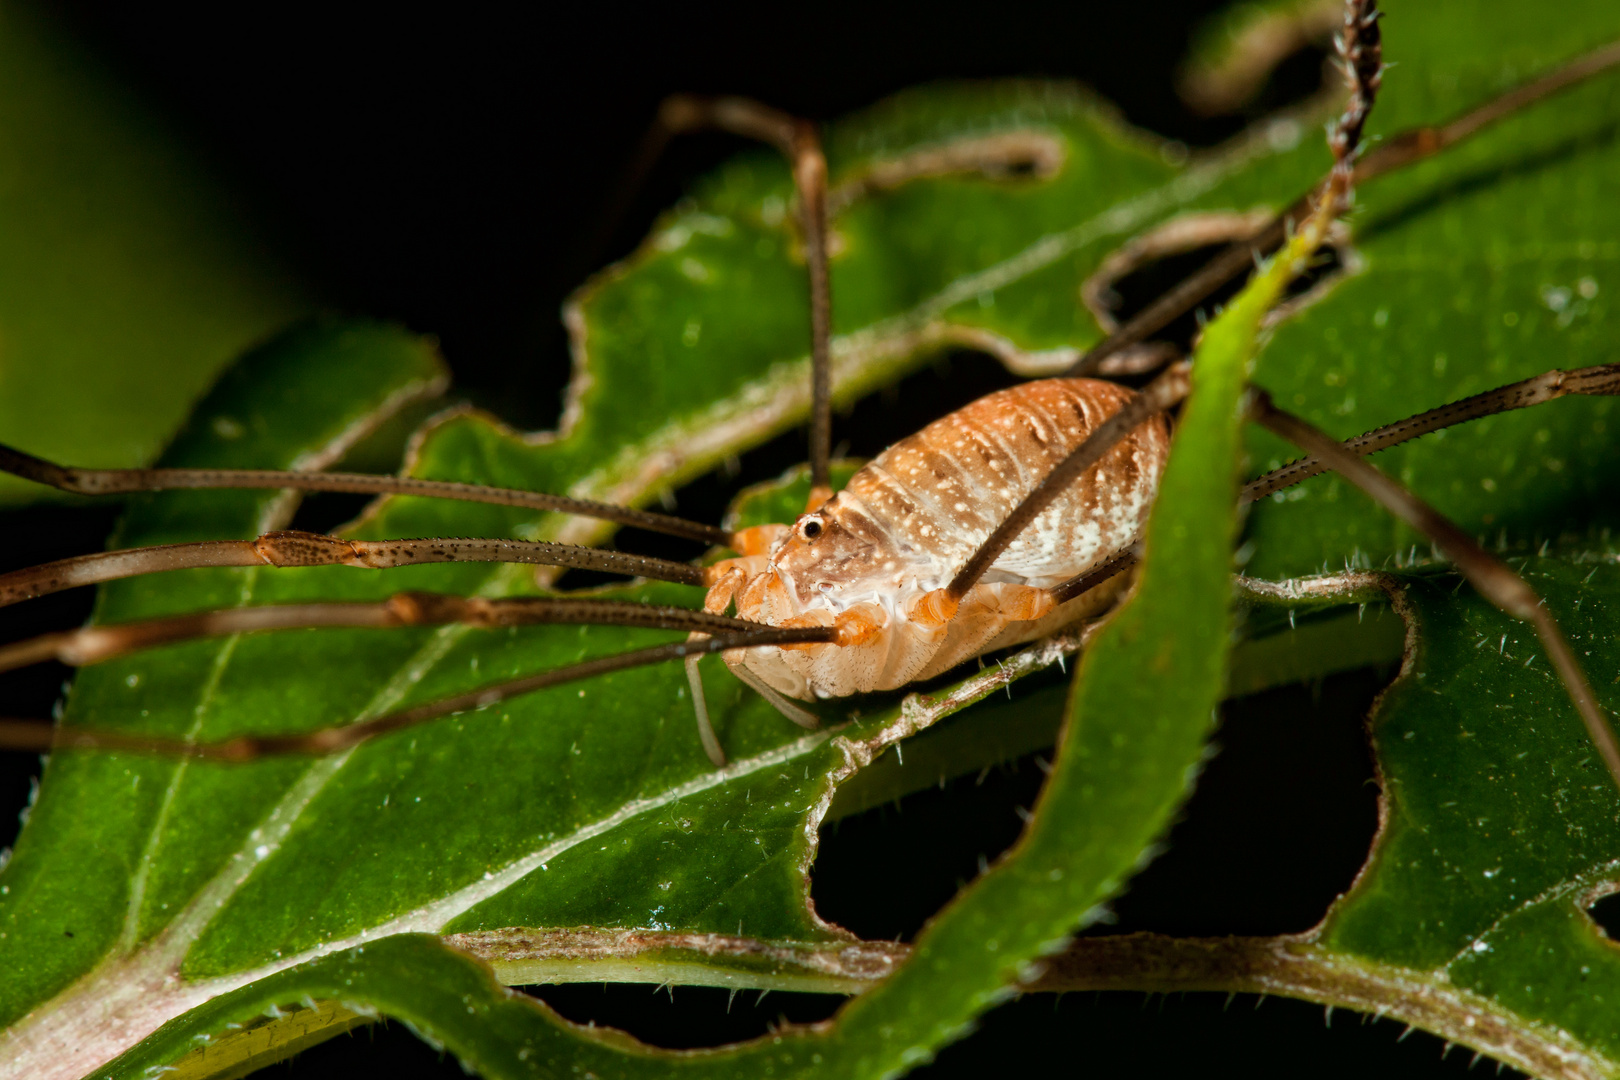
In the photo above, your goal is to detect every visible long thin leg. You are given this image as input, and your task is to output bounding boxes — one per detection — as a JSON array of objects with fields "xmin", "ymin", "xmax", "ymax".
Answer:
[
  {"xmin": 0, "ymin": 624, "xmax": 836, "ymax": 761},
  {"xmin": 1065, "ymin": 36, "xmax": 1620, "ymax": 378},
  {"xmin": 0, "ymin": 444, "xmax": 728, "ymax": 547},
  {"xmin": 0, "ymin": 529, "xmax": 708, "ymax": 608},
  {"xmin": 0, "ymin": 592, "xmax": 789, "ymax": 673},
  {"xmin": 729, "ymin": 663, "xmax": 821, "ymax": 730},
  {"xmin": 1249, "ymin": 389, "xmax": 1620, "ymax": 792},
  {"xmin": 1242, "ymin": 363, "xmax": 1620, "ymax": 502},
  {"xmin": 1049, "ymin": 362, "xmax": 1620, "ymax": 599},
  {"xmin": 683, "ymin": 645, "xmax": 820, "ymax": 768},
  {"xmin": 684, "ymin": 652, "xmax": 725, "ymax": 767},
  {"xmin": 621, "ymin": 98, "xmax": 1079, "ymax": 492},
  {"xmin": 656, "ymin": 97, "xmax": 834, "ymax": 503}
]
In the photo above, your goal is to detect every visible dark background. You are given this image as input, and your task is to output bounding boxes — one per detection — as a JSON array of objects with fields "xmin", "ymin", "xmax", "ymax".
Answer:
[{"xmin": 0, "ymin": 2, "xmax": 1515, "ymax": 1076}]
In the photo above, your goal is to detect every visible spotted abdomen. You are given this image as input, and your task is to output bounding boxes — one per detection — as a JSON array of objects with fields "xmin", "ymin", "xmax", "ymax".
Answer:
[{"xmin": 844, "ymin": 378, "xmax": 1171, "ymax": 587}]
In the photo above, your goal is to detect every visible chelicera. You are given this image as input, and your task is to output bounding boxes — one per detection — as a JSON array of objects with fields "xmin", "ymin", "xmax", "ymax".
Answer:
[{"xmin": 0, "ymin": 4, "xmax": 1617, "ymax": 794}]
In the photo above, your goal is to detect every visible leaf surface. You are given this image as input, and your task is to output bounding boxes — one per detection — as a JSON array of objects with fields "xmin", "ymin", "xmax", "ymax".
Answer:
[
  {"xmin": 85, "ymin": 130, "xmax": 1282, "ymax": 1080},
  {"xmin": 1081, "ymin": 559, "xmax": 1620, "ymax": 1079},
  {"xmin": 0, "ymin": 65, "xmax": 1297, "ymax": 1075},
  {"xmin": 4, "ymin": 2, "xmax": 1620, "ymax": 1075},
  {"xmin": 1320, "ymin": 555, "xmax": 1620, "ymax": 1072}
]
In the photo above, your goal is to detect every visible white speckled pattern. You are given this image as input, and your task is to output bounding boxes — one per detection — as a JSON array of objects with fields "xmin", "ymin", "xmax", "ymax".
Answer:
[{"xmin": 711, "ymin": 378, "xmax": 1171, "ymax": 699}]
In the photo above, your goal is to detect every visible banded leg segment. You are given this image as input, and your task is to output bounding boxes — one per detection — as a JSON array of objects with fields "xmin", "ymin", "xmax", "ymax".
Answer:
[
  {"xmin": 0, "ymin": 592, "xmax": 787, "ymax": 674},
  {"xmin": 0, "ymin": 529, "xmax": 708, "ymax": 608},
  {"xmin": 0, "ymin": 443, "xmax": 728, "ymax": 546},
  {"xmin": 1242, "ymin": 363, "xmax": 1620, "ymax": 503},
  {"xmin": 0, "ymin": 624, "xmax": 836, "ymax": 761}
]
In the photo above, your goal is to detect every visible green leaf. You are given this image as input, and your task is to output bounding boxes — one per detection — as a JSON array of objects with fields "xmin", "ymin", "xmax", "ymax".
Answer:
[
  {"xmin": 393, "ymin": 75, "xmax": 1329, "ymax": 557},
  {"xmin": 0, "ymin": 309, "xmax": 1101, "ymax": 1075},
  {"xmin": 75, "ymin": 140, "xmax": 1285, "ymax": 1080},
  {"xmin": 1067, "ymin": 557, "xmax": 1620, "ymax": 1077},
  {"xmin": 1320, "ymin": 554, "xmax": 1620, "ymax": 1070},
  {"xmin": 6, "ymin": 1, "xmax": 1620, "ymax": 1075},
  {"xmin": 0, "ymin": 320, "xmax": 446, "ymax": 1029},
  {"xmin": 0, "ymin": 3, "xmax": 310, "ymax": 506},
  {"xmin": 0, "ymin": 58, "xmax": 1301, "ymax": 1074}
]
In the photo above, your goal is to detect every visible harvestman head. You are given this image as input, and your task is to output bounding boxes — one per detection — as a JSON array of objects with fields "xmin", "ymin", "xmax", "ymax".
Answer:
[{"xmin": 0, "ymin": 1, "xmax": 1618, "ymax": 788}]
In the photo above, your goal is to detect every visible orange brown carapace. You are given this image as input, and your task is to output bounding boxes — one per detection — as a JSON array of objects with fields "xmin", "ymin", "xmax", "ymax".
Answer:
[{"xmin": 687, "ymin": 377, "xmax": 1171, "ymax": 759}]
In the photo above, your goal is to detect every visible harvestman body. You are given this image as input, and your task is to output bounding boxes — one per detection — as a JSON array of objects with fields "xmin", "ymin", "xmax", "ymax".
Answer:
[{"xmin": 685, "ymin": 378, "xmax": 1170, "ymax": 758}]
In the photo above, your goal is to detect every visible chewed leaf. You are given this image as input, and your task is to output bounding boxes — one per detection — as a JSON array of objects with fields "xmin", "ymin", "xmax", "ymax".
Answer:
[
  {"xmin": 1322, "ymin": 555, "xmax": 1620, "ymax": 1066},
  {"xmin": 7, "ymin": 2, "xmax": 1620, "ymax": 1076},
  {"xmin": 0, "ymin": 321, "xmax": 1151, "ymax": 1075},
  {"xmin": 85, "ymin": 109, "xmax": 1295, "ymax": 1080},
  {"xmin": 0, "ymin": 66, "xmax": 1313, "ymax": 1077},
  {"xmin": 1056, "ymin": 556, "xmax": 1620, "ymax": 1077}
]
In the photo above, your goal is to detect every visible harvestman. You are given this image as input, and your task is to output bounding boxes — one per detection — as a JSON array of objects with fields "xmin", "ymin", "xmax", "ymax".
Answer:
[{"xmin": 0, "ymin": 7, "xmax": 1618, "ymax": 786}]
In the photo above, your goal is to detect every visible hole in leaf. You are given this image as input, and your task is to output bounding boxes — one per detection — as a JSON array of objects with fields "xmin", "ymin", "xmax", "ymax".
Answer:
[
  {"xmin": 1090, "ymin": 226, "xmax": 1346, "ymax": 359},
  {"xmin": 924, "ymin": 986, "xmax": 1530, "ymax": 1079},
  {"xmin": 1587, "ymin": 891, "xmax": 1620, "ymax": 938},
  {"xmin": 1091, "ymin": 666, "xmax": 1384, "ymax": 936},
  {"xmin": 812, "ymin": 665, "xmax": 1385, "ymax": 945},
  {"xmin": 813, "ymin": 750, "xmax": 1049, "ymax": 943}
]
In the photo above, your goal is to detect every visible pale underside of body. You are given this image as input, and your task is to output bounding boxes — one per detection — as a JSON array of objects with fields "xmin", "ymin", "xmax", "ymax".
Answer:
[{"xmin": 696, "ymin": 377, "xmax": 1171, "ymax": 712}]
